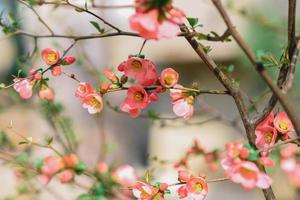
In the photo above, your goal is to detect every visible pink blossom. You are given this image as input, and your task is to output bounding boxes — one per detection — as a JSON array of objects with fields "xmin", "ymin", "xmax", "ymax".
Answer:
[
  {"xmin": 63, "ymin": 154, "xmax": 79, "ymax": 168},
  {"xmin": 59, "ymin": 170, "xmax": 74, "ymax": 183},
  {"xmin": 96, "ymin": 162, "xmax": 109, "ymax": 174},
  {"xmin": 40, "ymin": 156, "xmax": 64, "ymax": 184},
  {"xmin": 120, "ymin": 85, "xmax": 150, "ymax": 117},
  {"xmin": 274, "ymin": 112, "xmax": 294, "ymax": 134},
  {"xmin": 13, "ymin": 79, "xmax": 33, "ymax": 99},
  {"xmin": 130, "ymin": 7, "xmax": 185, "ymax": 40},
  {"xmin": 258, "ymin": 157, "xmax": 274, "ymax": 167},
  {"xmin": 112, "ymin": 164, "xmax": 137, "ymax": 187},
  {"xmin": 255, "ymin": 125, "xmax": 278, "ymax": 156},
  {"xmin": 51, "ymin": 65, "xmax": 62, "ymax": 77},
  {"xmin": 258, "ymin": 112, "xmax": 274, "ymax": 127},
  {"xmin": 39, "ymin": 87, "xmax": 55, "ymax": 100},
  {"xmin": 173, "ymin": 97, "xmax": 194, "ymax": 119},
  {"xmin": 29, "ymin": 68, "xmax": 43, "ymax": 80},
  {"xmin": 177, "ymin": 170, "xmax": 208, "ymax": 200},
  {"xmin": 159, "ymin": 68, "xmax": 179, "ymax": 88},
  {"xmin": 118, "ymin": 57, "xmax": 158, "ymax": 86},
  {"xmin": 82, "ymin": 93, "xmax": 103, "ymax": 114},
  {"xmin": 132, "ymin": 181, "xmax": 161, "ymax": 200},
  {"xmin": 41, "ymin": 48, "xmax": 60, "ymax": 65},
  {"xmin": 228, "ymin": 161, "xmax": 272, "ymax": 190},
  {"xmin": 169, "ymin": 84, "xmax": 185, "ymax": 103},
  {"xmin": 75, "ymin": 82, "xmax": 94, "ymax": 98}
]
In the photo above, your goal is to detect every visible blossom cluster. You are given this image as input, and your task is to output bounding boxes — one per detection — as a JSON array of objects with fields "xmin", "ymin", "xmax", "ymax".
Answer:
[
  {"xmin": 76, "ymin": 55, "xmax": 197, "ymax": 119},
  {"xmin": 255, "ymin": 112, "xmax": 295, "ymax": 156},
  {"xmin": 130, "ymin": 0, "xmax": 186, "ymax": 40},
  {"xmin": 221, "ymin": 141, "xmax": 272, "ymax": 190},
  {"xmin": 13, "ymin": 48, "xmax": 76, "ymax": 100},
  {"xmin": 280, "ymin": 144, "xmax": 300, "ymax": 188}
]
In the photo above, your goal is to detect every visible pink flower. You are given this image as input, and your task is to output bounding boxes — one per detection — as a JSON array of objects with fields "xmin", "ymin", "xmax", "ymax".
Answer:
[
  {"xmin": 159, "ymin": 68, "xmax": 179, "ymax": 88},
  {"xmin": 59, "ymin": 170, "xmax": 74, "ymax": 183},
  {"xmin": 255, "ymin": 125, "xmax": 278, "ymax": 156},
  {"xmin": 286, "ymin": 165, "xmax": 300, "ymax": 188},
  {"xmin": 120, "ymin": 85, "xmax": 150, "ymax": 117},
  {"xmin": 63, "ymin": 154, "xmax": 79, "ymax": 168},
  {"xmin": 40, "ymin": 156, "xmax": 64, "ymax": 184},
  {"xmin": 75, "ymin": 82, "xmax": 94, "ymax": 98},
  {"xmin": 51, "ymin": 65, "xmax": 62, "ymax": 77},
  {"xmin": 169, "ymin": 84, "xmax": 185, "ymax": 103},
  {"xmin": 258, "ymin": 157, "xmax": 274, "ymax": 167},
  {"xmin": 258, "ymin": 112, "xmax": 274, "ymax": 127},
  {"xmin": 132, "ymin": 181, "xmax": 161, "ymax": 200},
  {"xmin": 177, "ymin": 170, "xmax": 208, "ymax": 200},
  {"xmin": 112, "ymin": 164, "xmax": 137, "ymax": 187},
  {"xmin": 13, "ymin": 79, "xmax": 33, "ymax": 99},
  {"xmin": 274, "ymin": 112, "xmax": 294, "ymax": 134},
  {"xmin": 41, "ymin": 48, "xmax": 60, "ymax": 65},
  {"xmin": 118, "ymin": 57, "xmax": 158, "ymax": 86},
  {"xmin": 228, "ymin": 161, "xmax": 272, "ymax": 190},
  {"xmin": 29, "ymin": 68, "xmax": 43, "ymax": 80},
  {"xmin": 96, "ymin": 162, "xmax": 109, "ymax": 174},
  {"xmin": 39, "ymin": 87, "xmax": 55, "ymax": 100},
  {"xmin": 130, "ymin": 7, "xmax": 185, "ymax": 40},
  {"xmin": 172, "ymin": 97, "xmax": 194, "ymax": 119},
  {"xmin": 82, "ymin": 93, "xmax": 103, "ymax": 114}
]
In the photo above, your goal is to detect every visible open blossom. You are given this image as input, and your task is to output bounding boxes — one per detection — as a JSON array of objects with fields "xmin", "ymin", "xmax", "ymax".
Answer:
[
  {"xmin": 118, "ymin": 57, "xmax": 158, "ymax": 86},
  {"xmin": 255, "ymin": 125, "xmax": 278, "ymax": 156},
  {"xmin": 13, "ymin": 79, "xmax": 33, "ymax": 99},
  {"xmin": 159, "ymin": 68, "xmax": 179, "ymax": 88},
  {"xmin": 75, "ymin": 82, "xmax": 94, "ymax": 98},
  {"xmin": 120, "ymin": 85, "xmax": 150, "ymax": 118},
  {"xmin": 82, "ymin": 93, "xmax": 103, "ymax": 114},
  {"xmin": 229, "ymin": 161, "xmax": 272, "ymax": 190},
  {"xmin": 132, "ymin": 181, "xmax": 163, "ymax": 200},
  {"xmin": 130, "ymin": 2, "xmax": 185, "ymax": 40},
  {"xmin": 273, "ymin": 112, "xmax": 294, "ymax": 134},
  {"xmin": 41, "ymin": 48, "xmax": 60, "ymax": 65},
  {"xmin": 177, "ymin": 170, "xmax": 208, "ymax": 200},
  {"xmin": 112, "ymin": 164, "xmax": 137, "ymax": 187},
  {"xmin": 173, "ymin": 96, "xmax": 194, "ymax": 119}
]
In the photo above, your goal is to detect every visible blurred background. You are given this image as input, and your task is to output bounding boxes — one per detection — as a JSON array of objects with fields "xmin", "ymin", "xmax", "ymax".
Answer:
[{"xmin": 0, "ymin": 0, "xmax": 299, "ymax": 199}]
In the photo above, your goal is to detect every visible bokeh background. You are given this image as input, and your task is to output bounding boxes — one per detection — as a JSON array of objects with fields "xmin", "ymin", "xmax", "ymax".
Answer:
[{"xmin": 0, "ymin": 0, "xmax": 299, "ymax": 199}]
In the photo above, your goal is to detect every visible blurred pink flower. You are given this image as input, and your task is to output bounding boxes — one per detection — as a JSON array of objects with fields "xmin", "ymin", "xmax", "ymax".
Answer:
[
  {"xmin": 113, "ymin": 164, "xmax": 137, "ymax": 187},
  {"xmin": 172, "ymin": 97, "xmax": 194, "ymax": 119},
  {"xmin": 13, "ymin": 79, "xmax": 33, "ymax": 99},
  {"xmin": 75, "ymin": 82, "xmax": 94, "ymax": 98},
  {"xmin": 159, "ymin": 68, "xmax": 179, "ymax": 88},
  {"xmin": 82, "ymin": 93, "xmax": 103, "ymax": 114},
  {"xmin": 51, "ymin": 65, "xmax": 62, "ymax": 77},
  {"xmin": 59, "ymin": 170, "xmax": 74, "ymax": 183},
  {"xmin": 39, "ymin": 87, "xmax": 55, "ymax": 100},
  {"xmin": 255, "ymin": 125, "xmax": 278, "ymax": 156}
]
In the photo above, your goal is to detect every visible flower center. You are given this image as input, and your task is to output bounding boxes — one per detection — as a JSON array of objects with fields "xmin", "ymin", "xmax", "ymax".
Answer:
[
  {"xmin": 131, "ymin": 60, "xmax": 143, "ymax": 70},
  {"xmin": 79, "ymin": 86, "xmax": 86, "ymax": 93},
  {"xmin": 47, "ymin": 53, "xmax": 58, "ymax": 63},
  {"xmin": 279, "ymin": 121, "xmax": 289, "ymax": 130},
  {"xmin": 165, "ymin": 74, "xmax": 174, "ymax": 85},
  {"xmin": 134, "ymin": 92, "xmax": 144, "ymax": 101},
  {"xmin": 264, "ymin": 132, "xmax": 273, "ymax": 143},
  {"xmin": 90, "ymin": 97, "xmax": 101, "ymax": 108},
  {"xmin": 194, "ymin": 182, "xmax": 203, "ymax": 193},
  {"xmin": 240, "ymin": 167, "xmax": 256, "ymax": 179}
]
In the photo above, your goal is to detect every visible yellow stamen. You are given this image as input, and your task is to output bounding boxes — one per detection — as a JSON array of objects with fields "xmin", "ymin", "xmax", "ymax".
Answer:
[{"xmin": 279, "ymin": 121, "xmax": 289, "ymax": 130}]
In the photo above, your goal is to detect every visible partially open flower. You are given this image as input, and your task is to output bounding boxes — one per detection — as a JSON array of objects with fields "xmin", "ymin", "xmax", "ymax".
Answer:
[
  {"xmin": 41, "ymin": 48, "xmax": 60, "ymax": 65},
  {"xmin": 51, "ymin": 65, "xmax": 62, "ymax": 77},
  {"xmin": 82, "ymin": 93, "xmax": 103, "ymax": 114},
  {"xmin": 39, "ymin": 87, "xmax": 55, "ymax": 100},
  {"xmin": 13, "ymin": 79, "xmax": 33, "ymax": 99},
  {"xmin": 75, "ymin": 82, "xmax": 94, "ymax": 98},
  {"xmin": 255, "ymin": 125, "xmax": 278, "ymax": 156},
  {"xmin": 274, "ymin": 112, "xmax": 294, "ymax": 134},
  {"xmin": 172, "ymin": 97, "xmax": 194, "ymax": 119},
  {"xmin": 159, "ymin": 68, "xmax": 179, "ymax": 88}
]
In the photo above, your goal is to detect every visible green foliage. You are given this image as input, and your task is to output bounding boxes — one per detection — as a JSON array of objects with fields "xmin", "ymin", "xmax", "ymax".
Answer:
[
  {"xmin": 15, "ymin": 153, "xmax": 29, "ymax": 165},
  {"xmin": 90, "ymin": 21, "xmax": 105, "ymax": 34},
  {"xmin": 0, "ymin": 11, "xmax": 19, "ymax": 34},
  {"xmin": 25, "ymin": 0, "xmax": 40, "ymax": 6},
  {"xmin": 187, "ymin": 17, "xmax": 202, "ymax": 28},
  {"xmin": 74, "ymin": 162, "xmax": 87, "ymax": 175}
]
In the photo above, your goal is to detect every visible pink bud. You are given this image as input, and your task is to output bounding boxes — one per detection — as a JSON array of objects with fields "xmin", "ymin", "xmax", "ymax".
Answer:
[
  {"xmin": 103, "ymin": 69, "xmax": 119, "ymax": 84},
  {"xmin": 59, "ymin": 170, "xmax": 74, "ymax": 183},
  {"xmin": 96, "ymin": 162, "xmax": 109, "ymax": 174},
  {"xmin": 149, "ymin": 92, "xmax": 158, "ymax": 101},
  {"xmin": 159, "ymin": 183, "xmax": 168, "ymax": 191},
  {"xmin": 51, "ymin": 65, "xmax": 62, "ymax": 77},
  {"xmin": 63, "ymin": 154, "xmax": 79, "ymax": 168},
  {"xmin": 240, "ymin": 148, "xmax": 249, "ymax": 159},
  {"xmin": 178, "ymin": 170, "xmax": 191, "ymax": 182},
  {"xmin": 39, "ymin": 87, "xmax": 55, "ymax": 100},
  {"xmin": 62, "ymin": 56, "xmax": 76, "ymax": 65}
]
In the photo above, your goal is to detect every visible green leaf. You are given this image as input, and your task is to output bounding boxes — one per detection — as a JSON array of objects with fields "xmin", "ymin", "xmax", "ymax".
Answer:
[
  {"xmin": 144, "ymin": 170, "xmax": 152, "ymax": 183},
  {"xmin": 46, "ymin": 136, "xmax": 53, "ymax": 146},
  {"xmin": 15, "ymin": 153, "xmax": 29, "ymax": 165},
  {"xmin": 187, "ymin": 17, "xmax": 199, "ymax": 28},
  {"xmin": 34, "ymin": 158, "xmax": 44, "ymax": 171},
  {"xmin": 90, "ymin": 21, "xmax": 105, "ymax": 34},
  {"xmin": 226, "ymin": 64, "xmax": 235, "ymax": 73},
  {"xmin": 18, "ymin": 141, "xmax": 29, "ymax": 145},
  {"xmin": 0, "ymin": 83, "xmax": 5, "ymax": 90},
  {"xmin": 74, "ymin": 162, "xmax": 87, "ymax": 175},
  {"xmin": 75, "ymin": 7, "xmax": 84, "ymax": 12}
]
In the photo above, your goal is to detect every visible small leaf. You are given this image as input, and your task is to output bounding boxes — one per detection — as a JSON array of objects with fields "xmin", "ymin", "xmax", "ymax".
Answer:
[
  {"xmin": 144, "ymin": 170, "xmax": 152, "ymax": 183},
  {"xmin": 90, "ymin": 21, "xmax": 105, "ymax": 34},
  {"xmin": 46, "ymin": 136, "xmax": 53, "ymax": 146},
  {"xmin": 18, "ymin": 141, "xmax": 29, "ymax": 145},
  {"xmin": 74, "ymin": 162, "xmax": 87, "ymax": 175},
  {"xmin": 226, "ymin": 64, "xmax": 235, "ymax": 73},
  {"xmin": 75, "ymin": 7, "xmax": 84, "ymax": 12},
  {"xmin": 187, "ymin": 17, "xmax": 199, "ymax": 28},
  {"xmin": 0, "ymin": 83, "xmax": 5, "ymax": 90}
]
